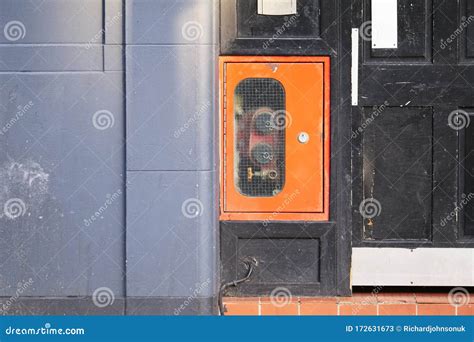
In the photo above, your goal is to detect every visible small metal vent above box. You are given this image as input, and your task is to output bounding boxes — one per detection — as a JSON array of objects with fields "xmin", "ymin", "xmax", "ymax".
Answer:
[{"xmin": 257, "ymin": 0, "xmax": 297, "ymax": 15}]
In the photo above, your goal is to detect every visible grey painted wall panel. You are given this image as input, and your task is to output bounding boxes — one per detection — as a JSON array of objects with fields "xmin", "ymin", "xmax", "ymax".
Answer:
[
  {"xmin": 125, "ymin": 0, "xmax": 218, "ymax": 306},
  {"xmin": 105, "ymin": 0, "xmax": 124, "ymax": 45},
  {"xmin": 0, "ymin": 46, "xmax": 103, "ymax": 72},
  {"xmin": 126, "ymin": 45, "xmax": 214, "ymax": 171},
  {"xmin": 0, "ymin": 0, "xmax": 103, "ymax": 44},
  {"xmin": 0, "ymin": 72, "xmax": 125, "ymax": 296},
  {"xmin": 126, "ymin": 171, "xmax": 215, "ymax": 297},
  {"xmin": 0, "ymin": 0, "xmax": 217, "ymax": 314},
  {"xmin": 126, "ymin": 0, "xmax": 215, "ymax": 45},
  {"xmin": 105, "ymin": 45, "xmax": 124, "ymax": 71}
]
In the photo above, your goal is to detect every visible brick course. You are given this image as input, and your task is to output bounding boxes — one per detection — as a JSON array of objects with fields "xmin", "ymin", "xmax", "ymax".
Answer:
[{"xmin": 223, "ymin": 292, "xmax": 473, "ymax": 316}]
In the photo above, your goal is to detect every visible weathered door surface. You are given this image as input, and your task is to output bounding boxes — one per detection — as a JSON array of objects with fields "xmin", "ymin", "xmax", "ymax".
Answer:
[{"xmin": 353, "ymin": 0, "xmax": 474, "ymax": 249}]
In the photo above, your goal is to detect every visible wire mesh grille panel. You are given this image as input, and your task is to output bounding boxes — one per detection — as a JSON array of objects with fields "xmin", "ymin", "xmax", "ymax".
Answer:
[{"xmin": 233, "ymin": 78, "xmax": 286, "ymax": 197}]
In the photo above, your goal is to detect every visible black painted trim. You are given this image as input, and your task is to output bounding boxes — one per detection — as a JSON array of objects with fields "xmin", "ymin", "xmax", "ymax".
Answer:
[{"xmin": 218, "ymin": 0, "xmax": 352, "ymax": 297}]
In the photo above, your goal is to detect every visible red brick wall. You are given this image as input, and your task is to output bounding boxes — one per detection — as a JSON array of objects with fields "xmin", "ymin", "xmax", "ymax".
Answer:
[{"xmin": 223, "ymin": 292, "xmax": 474, "ymax": 316}]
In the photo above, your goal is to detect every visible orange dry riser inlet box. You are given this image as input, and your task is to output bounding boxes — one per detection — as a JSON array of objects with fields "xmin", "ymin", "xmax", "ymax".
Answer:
[{"xmin": 219, "ymin": 56, "xmax": 330, "ymax": 221}]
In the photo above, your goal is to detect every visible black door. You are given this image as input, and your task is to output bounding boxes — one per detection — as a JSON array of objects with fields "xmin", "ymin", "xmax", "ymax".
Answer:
[{"xmin": 352, "ymin": 0, "xmax": 474, "ymax": 248}]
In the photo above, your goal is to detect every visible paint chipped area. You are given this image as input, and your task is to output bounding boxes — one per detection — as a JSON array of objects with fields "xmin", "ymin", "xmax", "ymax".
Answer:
[{"xmin": 0, "ymin": 160, "xmax": 50, "ymax": 219}]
